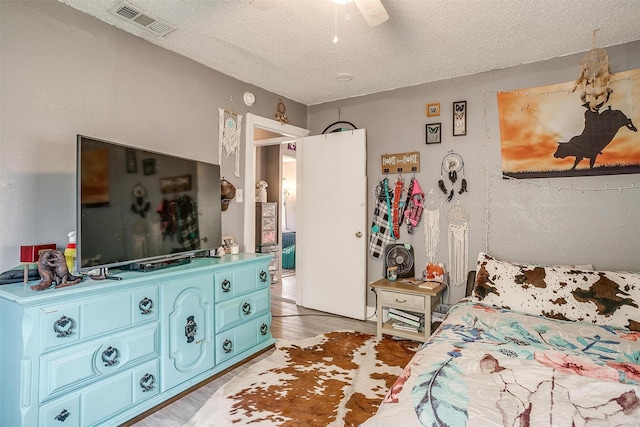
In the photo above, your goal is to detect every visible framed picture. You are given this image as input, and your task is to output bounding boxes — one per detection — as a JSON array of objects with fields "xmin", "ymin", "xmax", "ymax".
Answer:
[
  {"xmin": 426, "ymin": 123, "xmax": 441, "ymax": 144},
  {"xmin": 126, "ymin": 149, "xmax": 137, "ymax": 173},
  {"xmin": 222, "ymin": 235, "xmax": 237, "ymax": 252},
  {"xmin": 143, "ymin": 158, "xmax": 156, "ymax": 175},
  {"xmin": 426, "ymin": 103, "xmax": 440, "ymax": 117},
  {"xmin": 453, "ymin": 101, "xmax": 467, "ymax": 136}
]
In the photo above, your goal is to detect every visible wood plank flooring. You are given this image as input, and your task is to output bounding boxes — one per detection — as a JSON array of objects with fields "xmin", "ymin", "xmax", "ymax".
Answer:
[{"xmin": 127, "ymin": 275, "xmax": 377, "ymax": 427}]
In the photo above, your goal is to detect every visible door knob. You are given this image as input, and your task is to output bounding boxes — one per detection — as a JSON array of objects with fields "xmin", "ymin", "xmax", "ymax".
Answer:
[{"xmin": 355, "ymin": 231, "xmax": 363, "ymax": 238}]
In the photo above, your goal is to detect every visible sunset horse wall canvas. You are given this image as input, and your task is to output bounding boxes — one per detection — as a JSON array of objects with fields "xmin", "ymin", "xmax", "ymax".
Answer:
[{"xmin": 497, "ymin": 68, "xmax": 640, "ymax": 178}]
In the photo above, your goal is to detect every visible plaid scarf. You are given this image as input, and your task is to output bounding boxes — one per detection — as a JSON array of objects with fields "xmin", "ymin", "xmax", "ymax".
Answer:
[{"xmin": 369, "ymin": 196, "xmax": 395, "ymax": 259}]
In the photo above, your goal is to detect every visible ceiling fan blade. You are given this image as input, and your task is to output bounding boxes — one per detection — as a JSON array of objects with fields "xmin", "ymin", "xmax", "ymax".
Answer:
[{"xmin": 354, "ymin": 0, "xmax": 389, "ymax": 27}]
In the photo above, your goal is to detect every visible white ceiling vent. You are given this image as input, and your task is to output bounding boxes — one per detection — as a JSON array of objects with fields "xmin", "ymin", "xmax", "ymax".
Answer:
[{"xmin": 109, "ymin": 2, "xmax": 176, "ymax": 37}]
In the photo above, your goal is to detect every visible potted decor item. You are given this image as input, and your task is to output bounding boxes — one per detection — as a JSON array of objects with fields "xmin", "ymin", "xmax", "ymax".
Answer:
[{"xmin": 256, "ymin": 180, "xmax": 268, "ymax": 202}]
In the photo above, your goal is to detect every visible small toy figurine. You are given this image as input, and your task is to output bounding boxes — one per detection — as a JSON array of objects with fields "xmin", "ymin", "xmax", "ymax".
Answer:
[{"xmin": 31, "ymin": 249, "xmax": 83, "ymax": 291}]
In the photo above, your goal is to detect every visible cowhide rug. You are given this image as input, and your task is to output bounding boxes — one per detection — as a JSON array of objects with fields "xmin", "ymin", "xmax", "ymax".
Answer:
[{"xmin": 184, "ymin": 330, "xmax": 417, "ymax": 427}]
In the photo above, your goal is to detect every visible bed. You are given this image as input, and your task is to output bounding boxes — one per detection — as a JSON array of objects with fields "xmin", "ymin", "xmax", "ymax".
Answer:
[{"xmin": 363, "ymin": 252, "xmax": 640, "ymax": 426}]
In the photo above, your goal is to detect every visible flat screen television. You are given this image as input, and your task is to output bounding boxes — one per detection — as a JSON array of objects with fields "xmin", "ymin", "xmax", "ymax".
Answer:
[{"xmin": 76, "ymin": 135, "xmax": 222, "ymax": 273}]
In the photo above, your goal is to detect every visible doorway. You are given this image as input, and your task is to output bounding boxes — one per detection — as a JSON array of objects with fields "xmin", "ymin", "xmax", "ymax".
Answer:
[
  {"xmin": 280, "ymin": 155, "xmax": 297, "ymax": 301},
  {"xmin": 243, "ymin": 114, "xmax": 309, "ymax": 304}
]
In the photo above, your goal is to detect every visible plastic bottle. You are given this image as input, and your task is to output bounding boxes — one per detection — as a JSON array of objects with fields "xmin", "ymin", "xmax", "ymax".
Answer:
[{"xmin": 64, "ymin": 231, "xmax": 77, "ymax": 274}]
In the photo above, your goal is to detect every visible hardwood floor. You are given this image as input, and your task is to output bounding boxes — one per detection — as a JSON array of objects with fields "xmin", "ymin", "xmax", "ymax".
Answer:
[{"xmin": 127, "ymin": 276, "xmax": 377, "ymax": 427}]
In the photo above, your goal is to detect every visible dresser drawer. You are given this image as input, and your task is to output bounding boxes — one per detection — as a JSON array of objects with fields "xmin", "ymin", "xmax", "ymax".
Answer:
[
  {"xmin": 379, "ymin": 290, "xmax": 426, "ymax": 311},
  {"xmin": 215, "ymin": 313, "xmax": 271, "ymax": 365},
  {"xmin": 40, "ymin": 394, "xmax": 81, "ymax": 427},
  {"xmin": 215, "ymin": 288, "xmax": 270, "ymax": 333},
  {"xmin": 40, "ymin": 285, "xmax": 158, "ymax": 352},
  {"xmin": 39, "ymin": 359, "xmax": 159, "ymax": 427},
  {"xmin": 214, "ymin": 264, "xmax": 270, "ymax": 301},
  {"xmin": 39, "ymin": 323, "xmax": 159, "ymax": 401}
]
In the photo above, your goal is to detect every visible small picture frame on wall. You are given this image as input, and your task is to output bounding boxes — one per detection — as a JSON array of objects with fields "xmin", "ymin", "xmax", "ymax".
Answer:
[
  {"xmin": 426, "ymin": 123, "xmax": 441, "ymax": 144},
  {"xmin": 453, "ymin": 100, "xmax": 467, "ymax": 136},
  {"xmin": 426, "ymin": 103, "xmax": 440, "ymax": 117},
  {"xmin": 126, "ymin": 149, "xmax": 137, "ymax": 173},
  {"xmin": 143, "ymin": 158, "xmax": 156, "ymax": 175}
]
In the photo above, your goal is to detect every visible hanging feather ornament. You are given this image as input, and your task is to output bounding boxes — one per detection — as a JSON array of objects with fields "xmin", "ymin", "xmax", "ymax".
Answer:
[
  {"xmin": 571, "ymin": 30, "xmax": 613, "ymax": 112},
  {"xmin": 439, "ymin": 151, "xmax": 468, "ymax": 202},
  {"xmin": 438, "ymin": 179, "xmax": 447, "ymax": 195},
  {"xmin": 458, "ymin": 177, "xmax": 468, "ymax": 194}
]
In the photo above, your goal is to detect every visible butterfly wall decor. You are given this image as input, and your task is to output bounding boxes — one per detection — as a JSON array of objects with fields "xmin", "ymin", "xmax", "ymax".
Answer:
[
  {"xmin": 453, "ymin": 100, "xmax": 467, "ymax": 136},
  {"xmin": 425, "ymin": 123, "xmax": 441, "ymax": 144}
]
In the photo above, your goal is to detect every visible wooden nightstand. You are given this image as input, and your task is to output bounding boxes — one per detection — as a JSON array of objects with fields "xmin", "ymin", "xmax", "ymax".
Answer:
[{"xmin": 371, "ymin": 278, "xmax": 445, "ymax": 343}]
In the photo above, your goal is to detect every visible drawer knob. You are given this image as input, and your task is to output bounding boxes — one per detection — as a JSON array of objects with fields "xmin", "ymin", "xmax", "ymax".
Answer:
[
  {"xmin": 54, "ymin": 409, "xmax": 70, "ymax": 422},
  {"xmin": 139, "ymin": 297, "xmax": 153, "ymax": 314},
  {"xmin": 221, "ymin": 279, "xmax": 231, "ymax": 293},
  {"xmin": 140, "ymin": 373, "xmax": 156, "ymax": 392},
  {"xmin": 395, "ymin": 298, "xmax": 408, "ymax": 303},
  {"xmin": 101, "ymin": 346, "xmax": 120, "ymax": 366},
  {"xmin": 242, "ymin": 302, "xmax": 252, "ymax": 316},
  {"xmin": 53, "ymin": 315, "xmax": 76, "ymax": 338},
  {"xmin": 185, "ymin": 315, "xmax": 197, "ymax": 343},
  {"xmin": 259, "ymin": 270, "xmax": 268, "ymax": 282},
  {"xmin": 260, "ymin": 323, "xmax": 268, "ymax": 336},
  {"xmin": 223, "ymin": 339, "xmax": 233, "ymax": 353}
]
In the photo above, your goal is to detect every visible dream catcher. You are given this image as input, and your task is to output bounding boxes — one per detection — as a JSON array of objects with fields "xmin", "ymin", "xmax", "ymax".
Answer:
[
  {"xmin": 218, "ymin": 107, "xmax": 243, "ymax": 177},
  {"xmin": 422, "ymin": 190, "xmax": 442, "ymax": 264},
  {"xmin": 130, "ymin": 183, "xmax": 150, "ymax": 218},
  {"xmin": 571, "ymin": 30, "xmax": 612, "ymax": 112},
  {"xmin": 438, "ymin": 151, "xmax": 468, "ymax": 202},
  {"xmin": 447, "ymin": 203, "xmax": 469, "ymax": 288}
]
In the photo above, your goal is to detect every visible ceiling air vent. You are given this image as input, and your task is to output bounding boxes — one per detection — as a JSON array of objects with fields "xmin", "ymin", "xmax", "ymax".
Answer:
[{"xmin": 109, "ymin": 1, "xmax": 176, "ymax": 37}]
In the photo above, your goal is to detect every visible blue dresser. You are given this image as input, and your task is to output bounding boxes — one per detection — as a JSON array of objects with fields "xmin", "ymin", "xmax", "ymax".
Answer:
[{"xmin": 0, "ymin": 254, "xmax": 274, "ymax": 426}]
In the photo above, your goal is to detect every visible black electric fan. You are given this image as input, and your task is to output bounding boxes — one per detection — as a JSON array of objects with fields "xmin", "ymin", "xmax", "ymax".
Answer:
[{"xmin": 383, "ymin": 244, "xmax": 415, "ymax": 279}]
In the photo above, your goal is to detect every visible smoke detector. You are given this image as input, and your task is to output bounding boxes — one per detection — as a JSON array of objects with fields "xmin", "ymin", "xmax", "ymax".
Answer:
[{"xmin": 109, "ymin": 2, "xmax": 176, "ymax": 37}]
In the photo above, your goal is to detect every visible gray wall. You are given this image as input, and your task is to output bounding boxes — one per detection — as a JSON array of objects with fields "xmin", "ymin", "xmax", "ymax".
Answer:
[
  {"xmin": 309, "ymin": 41, "xmax": 640, "ymax": 304},
  {"xmin": 2, "ymin": 1, "xmax": 638, "ymax": 307},
  {"xmin": 0, "ymin": 1, "xmax": 307, "ymax": 272}
]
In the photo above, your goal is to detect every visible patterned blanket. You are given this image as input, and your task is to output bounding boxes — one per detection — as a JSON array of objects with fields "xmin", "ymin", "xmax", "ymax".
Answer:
[{"xmin": 363, "ymin": 301, "xmax": 640, "ymax": 426}]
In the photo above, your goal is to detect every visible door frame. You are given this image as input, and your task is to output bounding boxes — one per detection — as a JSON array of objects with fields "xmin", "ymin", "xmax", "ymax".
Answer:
[{"xmin": 243, "ymin": 114, "xmax": 309, "ymax": 301}]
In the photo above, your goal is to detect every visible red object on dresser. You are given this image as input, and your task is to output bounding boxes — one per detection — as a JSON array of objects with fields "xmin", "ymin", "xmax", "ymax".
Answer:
[{"xmin": 20, "ymin": 244, "xmax": 56, "ymax": 263}]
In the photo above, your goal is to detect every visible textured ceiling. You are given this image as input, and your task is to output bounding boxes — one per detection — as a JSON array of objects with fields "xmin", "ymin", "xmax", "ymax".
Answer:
[{"xmin": 59, "ymin": 0, "xmax": 640, "ymax": 106}]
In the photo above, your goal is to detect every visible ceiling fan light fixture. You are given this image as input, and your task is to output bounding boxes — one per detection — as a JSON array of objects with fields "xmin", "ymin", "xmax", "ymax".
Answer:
[{"xmin": 336, "ymin": 73, "xmax": 353, "ymax": 82}]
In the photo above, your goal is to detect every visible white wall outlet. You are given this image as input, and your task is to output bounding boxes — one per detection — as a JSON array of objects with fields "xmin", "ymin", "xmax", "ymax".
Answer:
[{"xmin": 236, "ymin": 189, "xmax": 243, "ymax": 203}]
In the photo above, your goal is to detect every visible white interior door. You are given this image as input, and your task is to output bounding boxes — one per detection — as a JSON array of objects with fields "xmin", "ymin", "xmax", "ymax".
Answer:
[{"xmin": 297, "ymin": 129, "xmax": 367, "ymax": 320}]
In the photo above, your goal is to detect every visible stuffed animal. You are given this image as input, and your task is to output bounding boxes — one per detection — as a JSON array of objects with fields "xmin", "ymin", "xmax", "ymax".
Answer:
[
  {"xmin": 31, "ymin": 249, "xmax": 83, "ymax": 291},
  {"xmin": 425, "ymin": 262, "xmax": 446, "ymax": 282}
]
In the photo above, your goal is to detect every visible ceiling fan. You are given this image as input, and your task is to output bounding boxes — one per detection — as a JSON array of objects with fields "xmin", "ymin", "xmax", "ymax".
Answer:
[{"xmin": 249, "ymin": 0, "xmax": 389, "ymax": 27}]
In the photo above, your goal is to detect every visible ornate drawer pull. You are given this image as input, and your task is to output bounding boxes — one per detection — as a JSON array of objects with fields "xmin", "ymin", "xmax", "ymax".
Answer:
[
  {"xmin": 221, "ymin": 279, "xmax": 231, "ymax": 293},
  {"xmin": 140, "ymin": 373, "xmax": 155, "ymax": 392},
  {"xmin": 54, "ymin": 409, "xmax": 70, "ymax": 422},
  {"xmin": 223, "ymin": 339, "xmax": 233, "ymax": 353},
  {"xmin": 259, "ymin": 270, "xmax": 268, "ymax": 282},
  {"xmin": 260, "ymin": 323, "xmax": 268, "ymax": 336},
  {"xmin": 102, "ymin": 346, "xmax": 120, "ymax": 366},
  {"xmin": 139, "ymin": 297, "xmax": 153, "ymax": 314},
  {"xmin": 185, "ymin": 315, "xmax": 197, "ymax": 343},
  {"xmin": 53, "ymin": 315, "xmax": 76, "ymax": 338},
  {"xmin": 242, "ymin": 302, "xmax": 252, "ymax": 316},
  {"xmin": 395, "ymin": 298, "xmax": 408, "ymax": 303}
]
